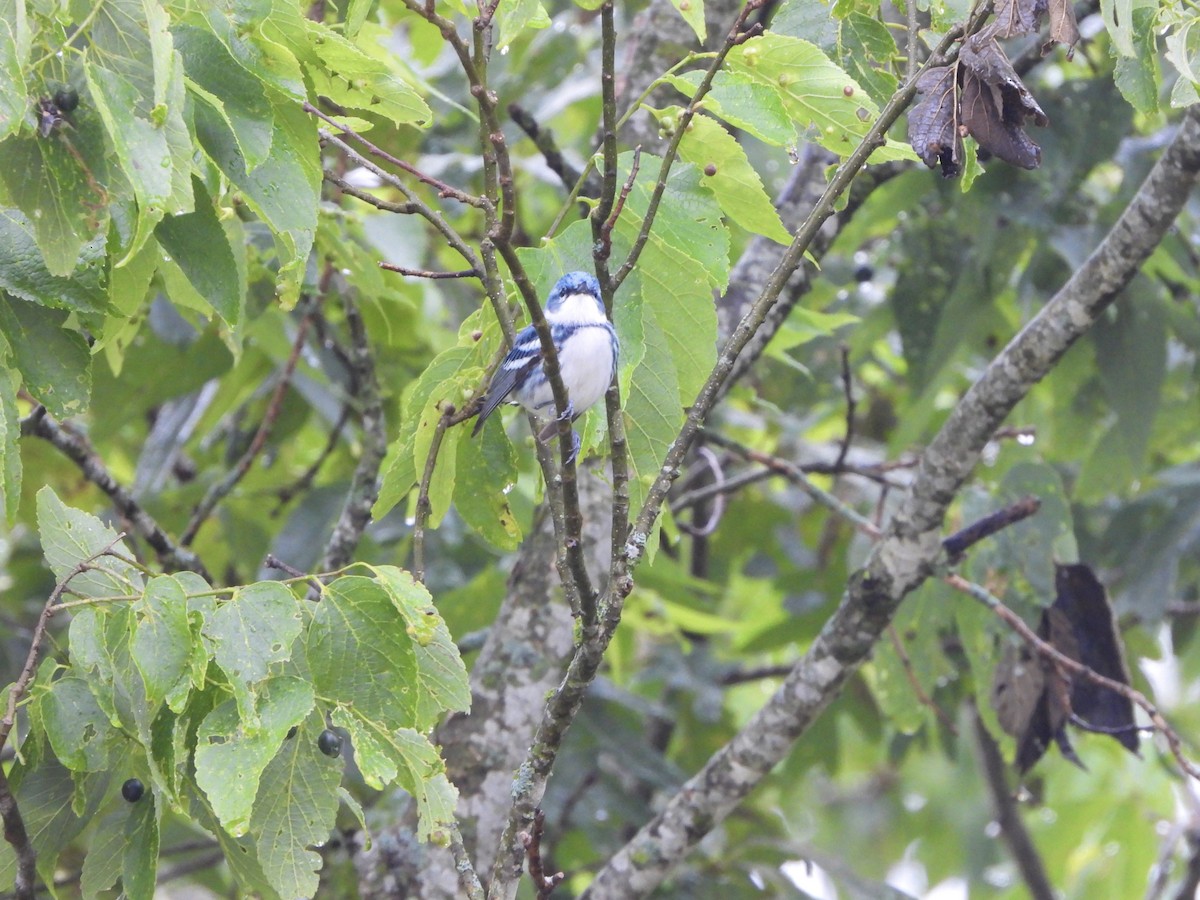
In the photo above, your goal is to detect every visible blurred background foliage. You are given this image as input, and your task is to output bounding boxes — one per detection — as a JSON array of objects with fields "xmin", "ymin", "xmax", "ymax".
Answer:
[{"xmin": 0, "ymin": 0, "xmax": 1198, "ymax": 895}]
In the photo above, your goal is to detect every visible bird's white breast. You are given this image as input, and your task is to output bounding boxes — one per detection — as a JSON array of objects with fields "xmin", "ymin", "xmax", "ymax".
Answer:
[
  {"xmin": 552, "ymin": 292, "xmax": 609, "ymax": 326},
  {"xmin": 557, "ymin": 325, "xmax": 615, "ymax": 414}
]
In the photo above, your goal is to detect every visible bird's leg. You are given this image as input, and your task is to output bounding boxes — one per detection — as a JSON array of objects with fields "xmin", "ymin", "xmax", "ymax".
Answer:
[
  {"xmin": 555, "ymin": 399, "xmax": 576, "ymax": 423},
  {"xmin": 537, "ymin": 420, "xmax": 581, "ymax": 466}
]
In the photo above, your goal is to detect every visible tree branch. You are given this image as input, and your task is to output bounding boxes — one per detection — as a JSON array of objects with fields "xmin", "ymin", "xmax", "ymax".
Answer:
[
  {"xmin": 21, "ymin": 409, "xmax": 210, "ymax": 581},
  {"xmin": 580, "ymin": 103, "xmax": 1200, "ymax": 900}
]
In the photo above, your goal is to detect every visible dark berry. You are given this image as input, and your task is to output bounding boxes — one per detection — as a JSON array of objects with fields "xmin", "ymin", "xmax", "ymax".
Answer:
[
  {"xmin": 854, "ymin": 264, "xmax": 874, "ymax": 283},
  {"xmin": 286, "ymin": 726, "xmax": 298, "ymax": 740},
  {"xmin": 122, "ymin": 778, "xmax": 145, "ymax": 803},
  {"xmin": 53, "ymin": 88, "xmax": 79, "ymax": 112},
  {"xmin": 317, "ymin": 729, "xmax": 343, "ymax": 758}
]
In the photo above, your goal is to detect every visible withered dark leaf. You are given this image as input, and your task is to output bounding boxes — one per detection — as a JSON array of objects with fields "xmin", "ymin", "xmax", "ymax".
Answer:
[
  {"xmin": 994, "ymin": 0, "xmax": 1040, "ymax": 38},
  {"xmin": 992, "ymin": 641, "xmax": 1043, "ymax": 738},
  {"xmin": 907, "ymin": 65, "xmax": 962, "ymax": 177},
  {"xmin": 959, "ymin": 37, "xmax": 1047, "ymax": 170},
  {"xmin": 1052, "ymin": 563, "xmax": 1139, "ymax": 756},
  {"xmin": 1044, "ymin": 0, "xmax": 1081, "ymax": 56},
  {"xmin": 1012, "ymin": 607, "xmax": 1085, "ymax": 773}
]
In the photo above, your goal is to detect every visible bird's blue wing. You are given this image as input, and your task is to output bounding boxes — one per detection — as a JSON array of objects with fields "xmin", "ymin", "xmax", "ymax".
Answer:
[{"xmin": 472, "ymin": 325, "xmax": 542, "ymax": 435}]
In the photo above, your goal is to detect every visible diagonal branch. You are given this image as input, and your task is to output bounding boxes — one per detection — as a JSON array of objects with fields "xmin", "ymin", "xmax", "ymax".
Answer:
[
  {"xmin": 581, "ymin": 104, "xmax": 1200, "ymax": 899},
  {"xmin": 21, "ymin": 409, "xmax": 210, "ymax": 581}
]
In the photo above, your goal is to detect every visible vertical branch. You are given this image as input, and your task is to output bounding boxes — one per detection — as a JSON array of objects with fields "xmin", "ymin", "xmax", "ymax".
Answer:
[
  {"xmin": 319, "ymin": 290, "xmax": 389, "ymax": 572},
  {"xmin": 412, "ymin": 408, "xmax": 454, "ymax": 583}
]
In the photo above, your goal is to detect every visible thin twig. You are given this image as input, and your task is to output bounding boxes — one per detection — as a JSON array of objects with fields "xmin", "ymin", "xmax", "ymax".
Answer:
[
  {"xmin": 21, "ymin": 409, "xmax": 210, "ymax": 580},
  {"xmin": 942, "ymin": 496, "xmax": 1041, "ymax": 558},
  {"xmin": 832, "ymin": 345, "xmax": 856, "ymax": 473},
  {"xmin": 675, "ymin": 447, "xmax": 727, "ymax": 538},
  {"xmin": 887, "ymin": 626, "xmax": 958, "ymax": 734},
  {"xmin": 970, "ymin": 705, "xmax": 1055, "ymax": 899},
  {"xmin": 263, "ymin": 554, "xmax": 326, "ymax": 596},
  {"xmin": 306, "ymin": 101, "xmax": 486, "ymax": 207},
  {"xmin": 274, "ymin": 404, "xmax": 353, "ymax": 513},
  {"xmin": 521, "ymin": 809, "xmax": 565, "ymax": 899},
  {"xmin": 508, "ymin": 102, "xmax": 587, "ymax": 191},
  {"xmin": 182, "ymin": 304, "xmax": 316, "ymax": 546},
  {"xmin": 449, "ymin": 823, "xmax": 486, "ymax": 900},
  {"xmin": 413, "ymin": 406, "xmax": 454, "ymax": 584},
  {"xmin": 379, "ymin": 264, "xmax": 478, "ymax": 279}
]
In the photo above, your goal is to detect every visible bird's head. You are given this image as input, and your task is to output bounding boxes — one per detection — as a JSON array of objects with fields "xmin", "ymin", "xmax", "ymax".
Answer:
[{"xmin": 546, "ymin": 272, "xmax": 605, "ymax": 323}]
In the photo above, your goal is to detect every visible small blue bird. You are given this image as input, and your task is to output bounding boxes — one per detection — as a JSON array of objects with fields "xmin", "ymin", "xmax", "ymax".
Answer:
[{"xmin": 473, "ymin": 272, "xmax": 618, "ymax": 462}]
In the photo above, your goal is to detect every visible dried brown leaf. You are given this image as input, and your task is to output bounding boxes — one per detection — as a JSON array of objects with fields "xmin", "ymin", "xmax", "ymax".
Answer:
[
  {"xmin": 907, "ymin": 65, "xmax": 962, "ymax": 177},
  {"xmin": 992, "ymin": 641, "xmax": 1044, "ymax": 737},
  {"xmin": 994, "ymin": 0, "xmax": 1040, "ymax": 38},
  {"xmin": 1044, "ymin": 0, "xmax": 1081, "ymax": 56},
  {"xmin": 959, "ymin": 37, "xmax": 1047, "ymax": 169}
]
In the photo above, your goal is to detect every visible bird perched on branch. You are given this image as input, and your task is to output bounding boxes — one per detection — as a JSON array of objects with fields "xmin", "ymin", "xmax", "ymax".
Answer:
[{"xmin": 472, "ymin": 272, "xmax": 618, "ymax": 463}]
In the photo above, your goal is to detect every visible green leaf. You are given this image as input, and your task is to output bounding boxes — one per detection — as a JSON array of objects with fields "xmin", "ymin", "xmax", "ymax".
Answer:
[
  {"xmin": 838, "ymin": 12, "xmax": 900, "ymax": 108},
  {"xmin": 624, "ymin": 306, "xmax": 682, "ymax": 542},
  {"xmin": 669, "ymin": 0, "xmax": 706, "ymax": 41},
  {"xmin": 38, "ymin": 676, "xmax": 120, "ymax": 771},
  {"xmin": 726, "ymin": 33, "xmax": 907, "ymax": 159},
  {"xmin": 131, "ymin": 575, "xmax": 193, "ymax": 709},
  {"xmin": 453, "ymin": 422, "xmax": 522, "ymax": 550},
  {"xmin": 195, "ymin": 97, "xmax": 319, "ymax": 307},
  {"xmin": 0, "ymin": 12, "xmax": 28, "ymax": 142},
  {"xmin": 249, "ymin": 712, "xmax": 342, "ymax": 899},
  {"xmin": 496, "ymin": 0, "xmax": 550, "ymax": 49},
  {"xmin": 35, "ymin": 486, "xmax": 144, "ymax": 599},
  {"xmin": 122, "ymin": 792, "xmax": 159, "ymax": 900},
  {"xmin": 80, "ymin": 809, "xmax": 126, "ymax": 898},
  {"xmin": 770, "ymin": 0, "xmax": 839, "ymax": 52},
  {"xmin": 200, "ymin": 580, "xmax": 305, "ymax": 726},
  {"xmin": 665, "ymin": 71, "xmax": 796, "ymax": 146},
  {"xmin": 175, "ymin": 24, "xmax": 274, "ymax": 170},
  {"xmin": 155, "ymin": 177, "xmax": 245, "ymax": 329},
  {"xmin": 374, "ymin": 347, "xmax": 478, "ymax": 518},
  {"xmin": 1112, "ymin": 6, "xmax": 1159, "ymax": 115},
  {"xmin": 331, "ymin": 710, "xmax": 458, "ymax": 841},
  {"xmin": 190, "ymin": 787, "xmax": 282, "ymax": 900},
  {"xmin": 307, "ymin": 576, "xmax": 419, "ymax": 730},
  {"xmin": 0, "ymin": 360, "xmax": 20, "ymax": 522},
  {"xmin": 194, "ymin": 677, "xmax": 315, "ymax": 837},
  {"xmin": 670, "ymin": 112, "xmax": 791, "ymax": 244},
  {"xmin": 0, "ymin": 210, "xmax": 107, "ymax": 316},
  {"xmin": 0, "ymin": 296, "xmax": 91, "ymax": 417},
  {"xmin": 363, "ymin": 565, "xmax": 471, "ymax": 729},
  {"xmin": 1093, "ymin": 291, "xmax": 1165, "ymax": 469},
  {"xmin": 0, "ymin": 126, "xmax": 114, "ymax": 278},
  {"xmin": 82, "ymin": 0, "xmax": 194, "ymax": 262}
]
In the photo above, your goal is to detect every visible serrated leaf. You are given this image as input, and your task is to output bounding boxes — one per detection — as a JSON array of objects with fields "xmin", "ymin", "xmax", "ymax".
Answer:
[
  {"xmin": 671, "ymin": 112, "xmax": 791, "ymax": 244},
  {"xmin": 838, "ymin": 12, "xmax": 899, "ymax": 107},
  {"xmin": 771, "ymin": 0, "xmax": 839, "ymax": 50},
  {"xmin": 332, "ymin": 709, "xmax": 458, "ymax": 840},
  {"xmin": 175, "ymin": 24, "xmax": 274, "ymax": 170},
  {"xmin": 669, "ymin": 0, "xmax": 706, "ymax": 41},
  {"xmin": 83, "ymin": 0, "xmax": 194, "ymax": 261},
  {"xmin": 38, "ymin": 676, "xmax": 119, "ymax": 771},
  {"xmin": 201, "ymin": 580, "xmax": 304, "ymax": 726},
  {"xmin": 453, "ymin": 421, "xmax": 522, "ymax": 550},
  {"xmin": 667, "ymin": 70, "xmax": 795, "ymax": 146},
  {"xmin": 191, "ymin": 787, "xmax": 282, "ymax": 900},
  {"xmin": 496, "ymin": 0, "xmax": 550, "ymax": 48},
  {"xmin": 131, "ymin": 575, "xmax": 192, "ymax": 709},
  {"xmin": 249, "ymin": 713, "xmax": 342, "ymax": 898},
  {"xmin": 195, "ymin": 97, "xmax": 318, "ymax": 307},
  {"xmin": 0, "ymin": 210, "xmax": 107, "ymax": 315},
  {"xmin": 195, "ymin": 677, "xmax": 315, "ymax": 836},
  {"xmin": 1112, "ymin": 7, "xmax": 1157, "ymax": 115},
  {"xmin": 726, "ymin": 33, "xmax": 880, "ymax": 156},
  {"xmin": 0, "ymin": 296, "xmax": 91, "ymax": 417},
  {"xmin": 364, "ymin": 566, "xmax": 471, "ymax": 729},
  {"xmin": 80, "ymin": 809, "xmax": 126, "ymax": 898},
  {"xmin": 35, "ymin": 486, "xmax": 144, "ymax": 599},
  {"xmin": 374, "ymin": 347, "xmax": 476, "ymax": 518},
  {"xmin": 0, "ymin": 362, "xmax": 20, "ymax": 522},
  {"xmin": 624, "ymin": 308, "xmax": 682, "ymax": 543},
  {"xmin": 155, "ymin": 178, "xmax": 244, "ymax": 329},
  {"xmin": 0, "ymin": 14, "xmax": 27, "ymax": 142},
  {"xmin": 122, "ymin": 792, "xmax": 159, "ymax": 900},
  {"xmin": 307, "ymin": 576, "xmax": 419, "ymax": 729}
]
